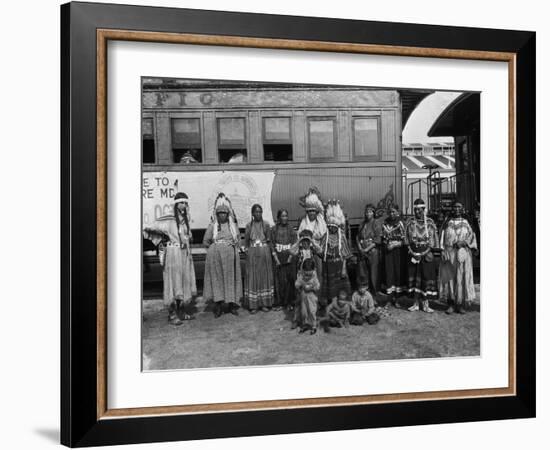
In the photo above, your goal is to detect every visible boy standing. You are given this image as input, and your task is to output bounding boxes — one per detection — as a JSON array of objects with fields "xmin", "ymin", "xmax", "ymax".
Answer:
[{"xmin": 294, "ymin": 258, "xmax": 320, "ymax": 335}]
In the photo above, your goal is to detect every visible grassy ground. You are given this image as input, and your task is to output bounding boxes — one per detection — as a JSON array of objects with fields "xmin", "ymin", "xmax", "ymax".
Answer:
[{"xmin": 142, "ymin": 288, "xmax": 480, "ymax": 371}]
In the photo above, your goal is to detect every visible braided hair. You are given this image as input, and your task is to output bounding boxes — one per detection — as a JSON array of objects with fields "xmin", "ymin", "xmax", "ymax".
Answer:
[
  {"xmin": 250, "ymin": 203, "xmax": 263, "ymax": 223},
  {"xmin": 249, "ymin": 204, "xmax": 267, "ymax": 242},
  {"xmin": 173, "ymin": 192, "xmax": 190, "ymax": 237}
]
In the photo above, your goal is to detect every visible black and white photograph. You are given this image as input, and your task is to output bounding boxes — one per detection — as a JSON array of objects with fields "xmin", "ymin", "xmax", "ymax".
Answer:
[
  {"xmin": 0, "ymin": 0, "xmax": 543, "ymax": 447},
  {"xmin": 141, "ymin": 78, "xmax": 481, "ymax": 370}
]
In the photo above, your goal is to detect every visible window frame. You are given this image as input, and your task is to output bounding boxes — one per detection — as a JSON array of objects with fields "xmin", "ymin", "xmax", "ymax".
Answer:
[
  {"xmin": 170, "ymin": 116, "xmax": 203, "ymax": 164},
  {"xmin": 307, "ymin": 116, "xmax": 337, "ymax": 162},
  {"xmin": 215, "ymin": 114, "xmax": 249, "ymax": 164},
  {"xmin": 262, "ymin": 115, "xmax": 294, "ymax": 162},
  {"xmin": 351, "ymin": 115, "xmax": 381, "ymax": 162},
  {"xmin": 262, "ymin": 116, "xmax": 293, "ymax": 145},
  {"xmin": 141, "ymin": 115, "xmax": 156, "ymax": 165},
  {"xmin": 216, "ymin": 116, "xmax": 248, "ymax": 149},
  {"xmin": 170, "ymin": 117, "xmax": 202, "ymax": 149}
]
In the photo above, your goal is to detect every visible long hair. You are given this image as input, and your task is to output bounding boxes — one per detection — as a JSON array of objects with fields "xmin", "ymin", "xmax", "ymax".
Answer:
[
  {"xmin": 359, "ymin": 203, "xmax": 376, "ymax": 235},
  {"xmin": 274, "ymin": 208, "xmax": 289, "ymax": 235},
  {"xmin": 174, "ymin": 204, "xmax": 190, "ymax": 233},
  {"xmin": 173, "ymin": 193, "xmax": 190, "ymax": 237},
  {"xmin": 249, "ymin": 204, "xmax": 266, "ymax": 236},
  {"xmin": 250, "ymin": 204, "xmax": 263, "ymax": 222}
]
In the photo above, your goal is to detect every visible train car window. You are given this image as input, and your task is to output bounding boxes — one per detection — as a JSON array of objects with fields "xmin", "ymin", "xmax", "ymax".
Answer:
[
  {"xmin": 142, "ymin": 118, "xmax": 155, "ymax": 164},
  {"xmin": 353, "ymin": 117, "xmax": 380, "ymax": 160},
  {"xmin": 308, "ymin": 118, "xmax": 336, "ymax": 160},
  {"xmin": 171, "ymin": 118, "xmax": 202, "ymax": 164},
  {"xmin": 217, "ymin": 118, "xmax": 247, "ymax": 163},
  {"xmin": 263, "ymin": 117, "xmax": 293, "ymax": 161}
]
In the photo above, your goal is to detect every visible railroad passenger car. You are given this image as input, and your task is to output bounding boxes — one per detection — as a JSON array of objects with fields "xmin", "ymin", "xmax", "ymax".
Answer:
[{"xmin": 142, "ymin": 78, "xmax": 430, "ymax": 290}]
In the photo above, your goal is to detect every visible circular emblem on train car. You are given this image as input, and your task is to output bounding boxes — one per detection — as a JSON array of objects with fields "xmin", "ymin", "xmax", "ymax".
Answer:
[{"xmin": 208, "ymin": 173, "xmax": 264, "ymax": 225}]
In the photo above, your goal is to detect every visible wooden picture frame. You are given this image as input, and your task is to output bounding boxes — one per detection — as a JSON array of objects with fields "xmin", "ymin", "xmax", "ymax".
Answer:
[{"xmin": 61, "ymin": 1, "xmax": 535, "ymax": 446}]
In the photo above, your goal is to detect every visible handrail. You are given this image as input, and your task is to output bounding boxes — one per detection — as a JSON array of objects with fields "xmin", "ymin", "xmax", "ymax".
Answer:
[
  {"xmin": 407, "ymin": 178, "xmax": 428, "ymax": 213},
  {"xmin": 427, "ymin": 170, "xmax": 442, "ymax": 210}
]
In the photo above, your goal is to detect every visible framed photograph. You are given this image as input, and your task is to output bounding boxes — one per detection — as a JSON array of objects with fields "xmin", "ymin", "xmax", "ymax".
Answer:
[{"xmin": 61, "ymin": 1, "xmax": 536, "ymax": 447}]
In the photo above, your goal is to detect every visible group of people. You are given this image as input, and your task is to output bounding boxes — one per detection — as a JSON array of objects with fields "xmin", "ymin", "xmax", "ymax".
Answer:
[{"xmin": 143, "ymin": 188, "xmax": 479, "ymax": 332}]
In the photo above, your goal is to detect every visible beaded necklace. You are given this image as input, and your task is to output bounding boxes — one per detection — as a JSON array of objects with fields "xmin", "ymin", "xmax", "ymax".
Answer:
[
  {"xmin": 411, "ymin": 218, "xmax": 429, "ymax": 242},
  {"xmin": 324, "ymin": 229, "xmax": 342, "ymax": 261},
  {"xmin": 383, "ymin": 220, "xmax": 403, "ymax": 238}
]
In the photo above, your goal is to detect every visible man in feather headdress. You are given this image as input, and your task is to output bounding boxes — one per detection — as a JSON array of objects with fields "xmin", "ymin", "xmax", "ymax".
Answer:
[
  {"xmin": 202, "ymin": 193, "xmax": 243, "ymax": 318},
  {"xmin": 319, "ymin": 199, "xmax": 352, "ymax": 307},
  {"xmin": 405, "ymin": 198, "xmax": 439, "ymax": 313},
  {"xmin": 298, "ymin": 188, "xmax": 327, "ymax": 282}
]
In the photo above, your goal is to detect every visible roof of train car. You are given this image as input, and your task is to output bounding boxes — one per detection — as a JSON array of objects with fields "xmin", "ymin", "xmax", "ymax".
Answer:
[
  {"xmin": 428, "ymin": 92, "xmax": 481, "ymax": 137},
  {"xmin": 142, "ymin": 78, "xmax": 432, "ymax": 127}
]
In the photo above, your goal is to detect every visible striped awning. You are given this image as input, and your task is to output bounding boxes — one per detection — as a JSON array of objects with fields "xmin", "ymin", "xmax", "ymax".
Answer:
[{"xmin": 402, "ymin": 154, "xmax": 455, "ymax": 171}]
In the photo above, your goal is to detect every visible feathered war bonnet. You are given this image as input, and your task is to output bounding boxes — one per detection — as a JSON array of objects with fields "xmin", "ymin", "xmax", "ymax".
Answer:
[
  {"xmin": 211, "ymin": 192, "xmax": 239, "ymax": 240},
  {"xmin": 213, "ymin": 192, "xmax": 232, "ymax": 215},
  {"xmin": 300, "ymin": 187, "xmax": 325, "ymax": 214},
  {"xmin": 325, "ymin": 199, "xmax": 346, "ymax": 229},
  {"xmin": 323, "ymin": 199, "xmax": 346, "ymax": 261}
]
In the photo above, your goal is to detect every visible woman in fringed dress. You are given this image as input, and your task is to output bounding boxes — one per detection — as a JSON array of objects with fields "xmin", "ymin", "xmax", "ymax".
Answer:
[
  {"xmin": 440, "ymin": 201, "xmax": 478, "ymax": 314},
  {"xmin": 143, "ymin": 192, "xmax": 197, "ymax": 325},
  {"xmin": 381, "ymin": 204, "xmax": 406, "ymax": 308},
  {"xmin": 405, "ymin": 198, "xmax": 439, "ymax": 313}
]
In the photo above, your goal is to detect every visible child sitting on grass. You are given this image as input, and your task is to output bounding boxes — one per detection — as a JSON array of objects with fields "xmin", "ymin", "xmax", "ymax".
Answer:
[
  {"xmin": 350, "ymin": 278, "xmax": 376, "ymax": 325},
  {"xmin": 322, "ymin": 289, "xmax": 351, "ymax": 333},
  {"xmin": 294, "ymin": 258, "xmax": 320, "ymax": 335}
]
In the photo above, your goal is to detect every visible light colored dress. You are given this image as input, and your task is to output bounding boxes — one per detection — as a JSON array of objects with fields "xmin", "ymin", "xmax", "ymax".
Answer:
[
  {"xmin": 295, "ymin": 271, "xmax": 320, "ymax": 329},
  {"xmin": 439, "ymin": 217, "xmax": 478, "ymax": 305},
  {"xmin": 203, "ymin": 222, "xmax": 242, "ymax": 305},
  {"xmin": 143, "ymin": 216, "xmax": 197, "ymax": 306}
]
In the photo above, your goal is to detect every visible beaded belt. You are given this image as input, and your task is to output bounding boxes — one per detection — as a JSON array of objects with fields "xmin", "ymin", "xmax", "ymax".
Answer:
[
  {"xmin": 408, "ymin": 247, "xmax": 430, "ymax": 258},
  {"xmin": 165, "ymin": 242, "xmax": 188, "ymax": 248},
  {"xmin": 214, "ymin": 240, "xmax": 234, "ymax": 246},
  {"xmin": 275, "ymin": 243, "xmax": 291, "ymax": 252},
  {"xmin": 251, "ymin": 241, "xmax": 267, "ymax": 248}
]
